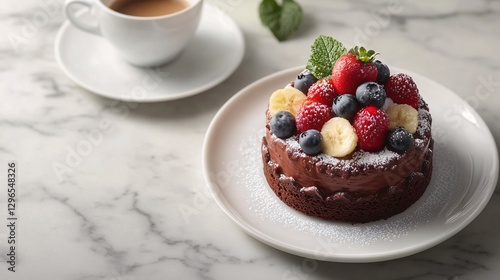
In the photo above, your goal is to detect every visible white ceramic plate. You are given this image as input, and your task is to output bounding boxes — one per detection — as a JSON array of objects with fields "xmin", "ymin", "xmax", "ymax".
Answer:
[
  {"xmin": 55, "ymin": 4, "xmax": 244, "ymax": 102},
  {"xmin": 202, "ymin": 66, "xmax": 499, "ymax": 263}
]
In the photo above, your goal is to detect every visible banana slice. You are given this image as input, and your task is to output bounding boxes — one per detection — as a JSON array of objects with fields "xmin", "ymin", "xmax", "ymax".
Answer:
[
  {"xmin": 386, "ymin": 104, "xmax": 418, "ymax": 133},
  {"xmin": 268, "ymin": 87, "xmax": 307, "ymax": 117},
  {"xmin": 321, "ymin": 117, "xmax": 358, "ymax": 157}
]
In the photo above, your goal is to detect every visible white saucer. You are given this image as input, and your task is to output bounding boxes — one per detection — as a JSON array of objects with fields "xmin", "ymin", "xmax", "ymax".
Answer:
[
  {"xmin": 202, "ymin": 66, "xmax": 499, "ymax": 263},
  {"xmin": 55, "ymin": 4, "xmax": 244, "ymax": 102}
]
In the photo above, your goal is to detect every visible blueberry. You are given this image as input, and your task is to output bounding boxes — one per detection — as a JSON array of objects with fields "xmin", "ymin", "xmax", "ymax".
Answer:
[
  {"xmin": 299, "ymin": 129, "xmax": 322, "ymax": 155},
  {"xmin": 294, "ymin": 70, "xmax": 318, "ymax": 95},
  {"xmin": 374, "ymin": 60, "xmax": 390, "ymax": 84},
  {"xmin": 332, "ymin": 94, "xmax": 360, "ymax": 120},
  {"xmin": 387, "ymin": 127, "xmax": 414, "ymax": 153},
  {"xmin": 355, "ymin": 82, "xmax": 386, "ymax": 108},
  {"xmin": 270, "ymin": 111, "xmax": 296, "ymax": 139}
]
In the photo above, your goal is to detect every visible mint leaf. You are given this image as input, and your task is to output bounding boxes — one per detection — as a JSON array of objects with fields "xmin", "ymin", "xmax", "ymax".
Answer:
[
  {"xmin": 306, "ymin": 35, "xmax": 347, "ymax": 79},
  {"xmin": 259, "ymin": 0, "xmax": 302, "ymax": 42}
]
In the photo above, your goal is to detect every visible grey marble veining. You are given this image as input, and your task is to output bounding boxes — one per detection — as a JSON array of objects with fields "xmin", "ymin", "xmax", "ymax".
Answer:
[{"xmin": 1, "ymin": 0, "xmax": 500, "ymax": 279}]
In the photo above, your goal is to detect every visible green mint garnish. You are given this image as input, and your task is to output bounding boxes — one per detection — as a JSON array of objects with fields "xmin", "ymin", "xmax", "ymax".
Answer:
[
  {"xmin": 306, "ymin": 35, "xmax": 347, "ymax": 79},
  {"xmin": 348, "ymin": 46, "xmax": 378, "ymax": 63},
  {"xmin": 259, "ymin": 0, "xmax": 302, "ymax": 42}
]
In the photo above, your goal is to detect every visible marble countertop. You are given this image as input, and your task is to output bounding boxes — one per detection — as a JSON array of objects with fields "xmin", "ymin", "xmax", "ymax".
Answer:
[{"xmin": 1, "ymin": 0, "xmax": 500, "ymax": 279}]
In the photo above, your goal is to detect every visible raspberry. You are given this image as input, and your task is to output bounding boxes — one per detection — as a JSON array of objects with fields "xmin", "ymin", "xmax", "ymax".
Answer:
[
  {"xmin": 353, "ymin": 106, "xmax": 389, "ymax": 151},
  {"xmin": 384, "ymin": 73, "xmax": 419, "ymax": 109},
  {"xmin": 307, "ymin": 78, "xmax": 337, "ymax": 105},
  {"xmin": 296, "ymin": 100, "xmax": 333, "ymax": 134}
]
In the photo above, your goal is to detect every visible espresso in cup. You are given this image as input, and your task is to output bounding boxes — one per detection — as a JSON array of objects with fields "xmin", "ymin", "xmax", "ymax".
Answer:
[{"xmin": 109, "ymin": 0, "xmax": 189, "ymax": 17}]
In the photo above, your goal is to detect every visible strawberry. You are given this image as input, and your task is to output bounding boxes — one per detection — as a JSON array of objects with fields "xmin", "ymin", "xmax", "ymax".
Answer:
[
  {"xmin": 384, "ymin": 73, "xmax": 419, "ymax": 109},
  {"xmin": 307, "ymin": 78, "xmax": 337, "ymax": 105},
  {"xmin": 332, "ymin": 46, "xmax": 378, "ymax": 95},
  {"xmin": 353, "ymin": 106, "xmax": 389, "ymax": 151},
  {"xmin": 296, "ymin": 100, "xmax": 333, "ymax": 134}
]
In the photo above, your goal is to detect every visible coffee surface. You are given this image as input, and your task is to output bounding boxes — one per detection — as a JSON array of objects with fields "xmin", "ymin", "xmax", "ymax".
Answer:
[{"xmin": 109, "ymin": 0, "xmax": 189, "ymax": 17}]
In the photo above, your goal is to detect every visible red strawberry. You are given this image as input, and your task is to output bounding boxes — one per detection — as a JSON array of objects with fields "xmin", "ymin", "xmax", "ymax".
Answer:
[
  {"xmin": 296, "ymin": 100, "xmax": 333, "ymax": 133},
  {"xmin": 332, "ymin": 46, "xmax": 378, "ymax": 95},
  {"xmin": 307, "ymin": 78, "xmax": 337, "ymax": 105},
  {"xmin": 384, "ymin": 73, "xmax": 419, "ymax": 109},
  {"xmin": 353, "ymin": 106, "xmax": 389, "ymax": 151}
]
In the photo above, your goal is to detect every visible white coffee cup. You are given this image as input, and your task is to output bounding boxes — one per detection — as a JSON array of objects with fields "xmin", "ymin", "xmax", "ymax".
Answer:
[{"xmin": 64, "ymin": 0, "xmax": 203, "ymax": 67}]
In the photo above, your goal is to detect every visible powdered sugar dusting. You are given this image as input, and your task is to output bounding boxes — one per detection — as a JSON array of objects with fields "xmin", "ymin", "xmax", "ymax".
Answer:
[
  {"xmin": 284, "ymin": 136, "xmax": 301, "ymax": 149},
  {"xmin": 352, "ymin": 148, "xmax": 399, "ymax": 166},
  {"xmin": 274, "ymin": 131, "xmax": 402, "ymax": 172}
]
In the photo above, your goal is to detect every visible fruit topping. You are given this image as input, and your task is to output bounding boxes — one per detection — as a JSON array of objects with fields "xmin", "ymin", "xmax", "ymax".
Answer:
[
  {"xmin": 355, "ymin": 81, "xmax": 386, "ymax": 108},
  {"xmin": 386, "ymin": 104, "xmax": 418, "ymax": 134},
  {"xmin": 387, "ymin": 127, "xmax": 415, "ymax": 153},
  {"xmin": 294, "ymin": 70, "xmax": 318, "ymax": 94},
  {"xmin": 270, "ymin": 111, "xmax": 297, "ymax": 139},
  {"xmin": 353, "ymin": 106, "xmax": 389, "ymax": 151},
  {"xmin": 296, "ymin": 100, "xmax": 333, "ymax": 133},
  {"xmin": 332, "ymin": 94, "xmax": 360, "ymax": 121},
  {"xmin": 268, "ymin": 87, "xmax": 307, "ymax": 117},
  {"xmin": 299, "ymin": 129, "xmax": 322, "ymax": 156},
  {"xmin": 332, "ymin": 46, "xmax": 378, "ymax": 95},
  {"xmin": 321, "ymin": 117, "xmax": 358, "ymax": 157},
  {"xmin": 307, "ymin": 78, "xmax": 337, "ymax": 105},
  {"xmin": 267, "ymin": 35, "xmax": 425, "ymax": 158},
  {"xmin": 384, "ymin": 73, "xmax": 419, "ymax": 109},
  {"xmin": 374, "ymin": 60, "xmax": 390, "ymax": 84}
]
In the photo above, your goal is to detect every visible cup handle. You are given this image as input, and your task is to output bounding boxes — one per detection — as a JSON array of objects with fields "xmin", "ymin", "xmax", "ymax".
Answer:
[{"xmin": 64, "ymin": 0, "xmax": 101, "ymax": 35}]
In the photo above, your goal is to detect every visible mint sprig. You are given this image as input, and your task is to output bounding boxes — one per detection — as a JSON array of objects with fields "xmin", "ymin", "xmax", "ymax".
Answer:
[
  {"xmin": 306, "ymin": 35, "xmax": 347, "ymax": 79},
  {"xmin": 259, "ymin": 0, "xmax": 302, "ymax": 42}
]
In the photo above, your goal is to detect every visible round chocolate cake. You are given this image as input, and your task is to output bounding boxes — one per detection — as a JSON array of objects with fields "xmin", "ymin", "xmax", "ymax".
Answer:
[
  {"xmin": 262, "ymin": 98, "xmax": 433, "ymax": 224},
  {"xmin": 261, "ymin": 37, "xmax": 434, "ymax": 224}
]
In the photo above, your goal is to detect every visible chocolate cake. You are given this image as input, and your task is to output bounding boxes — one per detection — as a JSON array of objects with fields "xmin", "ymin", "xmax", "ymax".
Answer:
[
  {"xmin": 262, "ymin": 98, "xmax": 433, "ymax": 224},
  {"xmin": 261, "ymin": 36, "xmax": 434, "ymax": 223}
]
